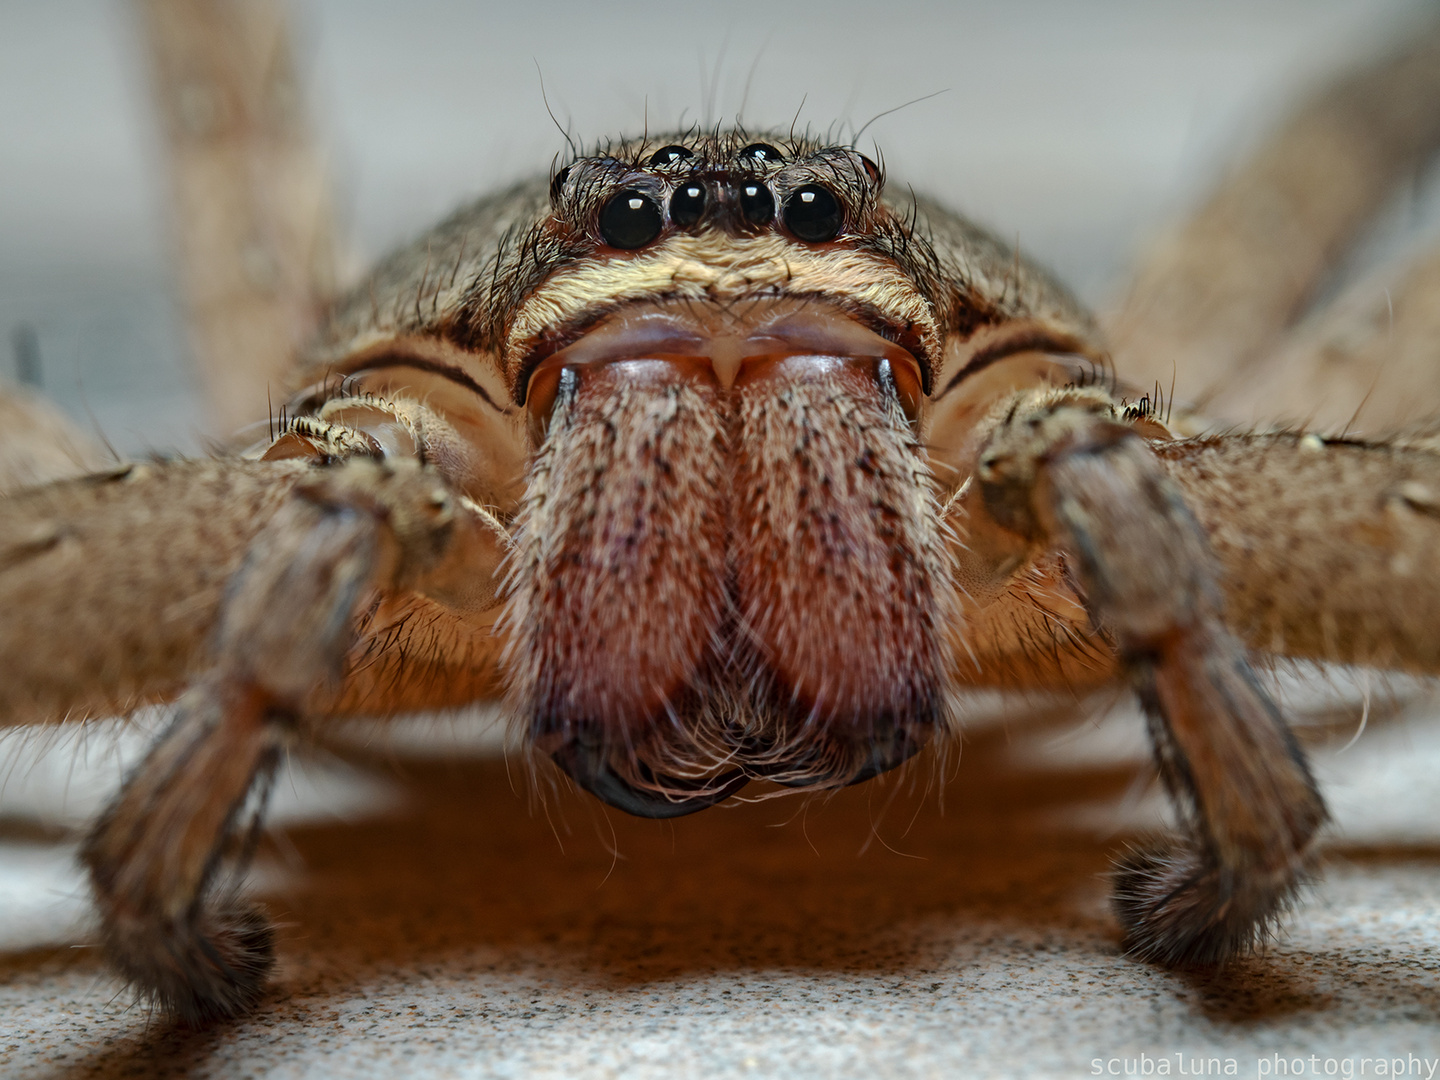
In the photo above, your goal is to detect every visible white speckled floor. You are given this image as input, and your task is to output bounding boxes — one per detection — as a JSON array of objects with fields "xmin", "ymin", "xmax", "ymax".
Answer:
[{"xmin": 4, "ymin": 679, "xmax": 1440, "ymax": 1079}]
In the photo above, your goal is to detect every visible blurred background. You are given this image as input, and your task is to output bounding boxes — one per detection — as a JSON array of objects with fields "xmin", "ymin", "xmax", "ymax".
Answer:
[{"xmin": 3, "ymin": 0, "xmax": 1438, "ymax": 454}]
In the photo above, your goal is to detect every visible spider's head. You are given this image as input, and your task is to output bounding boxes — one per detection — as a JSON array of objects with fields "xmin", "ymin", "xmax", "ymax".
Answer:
[{"xmin": 502, "ymin": 130, "xmax": 943, "ymax": 429}]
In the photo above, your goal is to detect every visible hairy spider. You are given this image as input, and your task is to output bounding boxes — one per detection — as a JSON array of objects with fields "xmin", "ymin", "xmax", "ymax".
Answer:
[{"xmin": 3, "ymin": 21, "xmax": 1440, "ymax": 1027}]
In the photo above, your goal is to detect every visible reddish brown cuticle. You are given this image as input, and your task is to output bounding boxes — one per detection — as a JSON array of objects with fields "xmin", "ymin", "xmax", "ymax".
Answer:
[{"xmin": 522, "ymin": 298, "xmax": 928, "ymax": 440}]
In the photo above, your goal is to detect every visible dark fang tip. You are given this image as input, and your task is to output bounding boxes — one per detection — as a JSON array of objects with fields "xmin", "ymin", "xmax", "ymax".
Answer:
[
  {"xmin": 550, "ymin": 738, "xmax": 749, "ymax": 819},
  {"xmin": 844, "ymin": 722, "xmax": 927, "ymax": 786}
]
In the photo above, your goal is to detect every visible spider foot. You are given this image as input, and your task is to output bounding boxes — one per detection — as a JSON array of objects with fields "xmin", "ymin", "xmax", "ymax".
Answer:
[
  {"xmin": 1112, "ymin": 841, "xmax": 1310, "ymax": 967},
  {"xmin": 99, "ymin": 899, "xmax": 276, "ymax": 1024}
]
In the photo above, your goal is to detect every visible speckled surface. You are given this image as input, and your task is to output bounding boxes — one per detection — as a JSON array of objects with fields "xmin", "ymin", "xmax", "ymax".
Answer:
[{"xmin": 4, "ymin": 686, "xmax": 1440, "ymax": 1079}]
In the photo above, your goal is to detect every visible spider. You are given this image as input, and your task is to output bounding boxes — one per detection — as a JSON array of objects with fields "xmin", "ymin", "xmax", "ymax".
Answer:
[{"xmin": 3, "ymin": 18, "xmax": 1440, "ymax": 1028}]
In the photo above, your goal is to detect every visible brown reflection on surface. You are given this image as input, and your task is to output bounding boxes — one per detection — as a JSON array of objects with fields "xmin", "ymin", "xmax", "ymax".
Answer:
[{"xmin": 269, "ymin": 709, "xmax": 1135, "ymax": 985}]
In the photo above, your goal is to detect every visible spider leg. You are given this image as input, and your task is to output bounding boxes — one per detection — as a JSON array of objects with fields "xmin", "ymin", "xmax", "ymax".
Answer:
[
  {"xmin": 1109, "ymin": 17, "xmax": 1440, "ymax": 411},
  {"xmin": 66, "ymin": 459, "xmax": 490, "ymax": 1020},
  {"xmin": 0, "ymin": 445, "xmax": 511, "ymax": 1017},
  {"xmin": 0, "ymin": 459, "xmax": 303, "ymax": 724},
  {"xmin": 0, "ymin": 456, "xmax": 509, "ymax": 726},
  {"xmin": 134, "ymin": 0, "xmax": 337, "ymax": 435},
  {"xmin": 969, "ymin": 391, "xmax": 1327, "ymax": 963},
  {"xmin": 1206, "ymin": 236, "xmax": 1440, "ymax": 434},
  {"xmin": 1156, "ymin": 432, "xmax": 1440, "ymax": 673}
]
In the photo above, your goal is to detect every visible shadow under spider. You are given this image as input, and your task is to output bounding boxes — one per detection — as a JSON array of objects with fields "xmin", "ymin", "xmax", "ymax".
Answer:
[{"xmin": 12, "ymin": 697, "xmax": 1440, "ymax": 1078}]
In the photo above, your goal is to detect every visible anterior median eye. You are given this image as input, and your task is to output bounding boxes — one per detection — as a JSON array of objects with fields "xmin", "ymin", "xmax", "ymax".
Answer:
[
  {"xmin": 600, "ymin": 189, "xmax": 664, "ymax": 249},
  {"xmin": 670, "ymin": 183, "xmax": 706, "ymax": 227},
  {"xmin": 783, "ymin": 184, "xmax": 843, "ymax": 242},
  {"xmin": 738, "ymin": 183, "xmax": 775, "ymax": 226}
]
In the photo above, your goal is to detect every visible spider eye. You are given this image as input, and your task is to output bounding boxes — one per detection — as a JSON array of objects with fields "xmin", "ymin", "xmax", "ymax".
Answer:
[
  {"xmin": 670, "ymin": 182, "xmax": 707, "ymax": 227},
  {"xmin": 739, "ymin": 142, "xmax": 783, "ymax": 163},
  {"xmin": 738, "ymin": 182, "xmax": 775, "ymax": 226},
  {"xmin": 648, "ymin": 144, "xmax": 692, "ymax": 167},
  {"xmin": 599, "ymin": 189, "xmax": 664, "ymax": 249},
  {"xmin": 782, "ymin": 184, "xmax": 843, "ymax": 242}
]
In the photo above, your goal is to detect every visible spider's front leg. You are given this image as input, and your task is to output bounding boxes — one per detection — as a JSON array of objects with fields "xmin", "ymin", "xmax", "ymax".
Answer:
[
  {"xmin": 1, "ymin": 455, "xmax": 507, "ymax": 1021},
  {"xmin": 80, "ymin": 462, "xmax": 464, "ymax": 1020},
  {"xmin": 961, "ymin": 391, "xmax": 1327, "ymax": 964}
]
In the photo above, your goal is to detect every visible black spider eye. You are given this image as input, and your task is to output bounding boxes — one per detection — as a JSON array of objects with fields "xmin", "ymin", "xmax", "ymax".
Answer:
[
  {"xmin": 670, "ymin": 182, "xmax": 706, "ymax": 227},
  {"xmin": 739, "ymin": 142, "xmax": 783, "ymax": 163},
  {"xmin": 648, "ymin": 144, "xmax": 692, "ymax": 167},
  {"xmin": 738, "ymin": 182, "xmax": 774, "ymax": 226},
  {"xmin": 549, "ymin": 165, "xmax": 571, "ymax": 204},
  {"xmin": 599, "ymin": 189, "xmax": 664, "ymax": 249},
  {"xmin": 782, "ymin": 184, "xmax": 843, "ymax": 242}
]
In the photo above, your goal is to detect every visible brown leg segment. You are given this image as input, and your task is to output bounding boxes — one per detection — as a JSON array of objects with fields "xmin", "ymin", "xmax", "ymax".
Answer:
[
  {"xmin": 1206, "ymin": 239, "xmax": 1440, "ymax": 433},
  {"xmin": 1107, "ymin": 18, "xmax": 1440, "ymax": 408},
  {"xmin": 1157, "ymin": 433, "xmax": 1440, "ymax": 674},
  {"xmin": 81, "ymin": 681, "xmax": 286, "ymax": 1023},
  {"xmin": 974, "ymin": 397, "xmax": 1326, "ymax": 963},
  {"xmin": 0, "ymin": 460, "xmax": 307, "ymax": 725},
  {"xmin": 56, "ymin": 461, "xmax": 476, "ymax": 1020},
  {"xmin": 135, "ymin": 0, "xmax": 338, "ymax": 435},
  {"xmin": 0, "ymin": 457, "xmax": 508, "ymax": 727},
  {"xmin": 951, "ymin": 422, "xmax": 1440, "ymax": 688}
]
